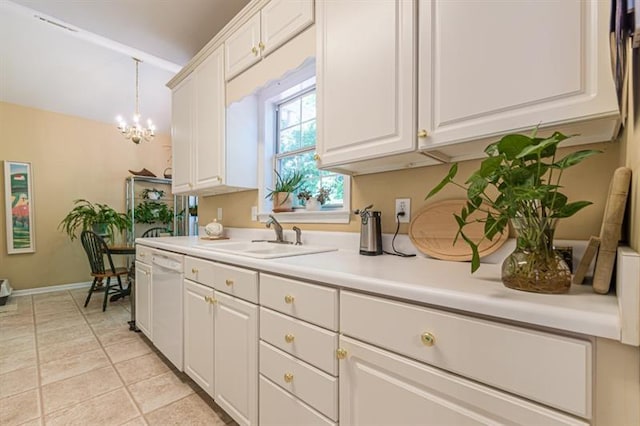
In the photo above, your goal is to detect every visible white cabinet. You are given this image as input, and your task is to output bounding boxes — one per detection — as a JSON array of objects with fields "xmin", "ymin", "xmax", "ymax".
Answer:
[
  {"xmin": 214, "ymin": 291, "xmax": 258, "ymax": 426},
  {"xmin": 182, "ymin": 256, "xmax": 258, "ymax": 426},
  {"xmin": 225, "ymin": 0, "xmax": 314, "ymax": 80},
  {"xmin": 183, "ymin": 279, "xmax": 215, "ymax": 396},
  {"xmin": 134, "ymin": 260, "xmax": 152, "ymax": 339},
  {"xmin": 315, "ymin": 0, "xmax": 440, "ymax": 175},
  {"xmin": 171, "ymin": 45, "xmax": 256, "ymax": 195},
  {"xmin": 338, "ymin": 336, "xmax": 587, "ymax": 426},
  {"xmin": 417, "ymin": 0, "xmax": 618, "ymax": 162}
]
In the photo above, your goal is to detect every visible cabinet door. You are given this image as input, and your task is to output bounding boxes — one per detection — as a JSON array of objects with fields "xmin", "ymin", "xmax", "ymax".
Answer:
[
  {"xmin": 316, "ymin": 0, "xmax": 416, "ymax": 167},
  {"xmin": 134, "ymin": 262, "xmax": 152, "ymax": 339},
  {"xmin": 339, "ymin": 336, "xmax": 587, "ymax": 426},
  {"xmin": 171, "ymin": 76, "xmax": 194, "ymax": 194},
  {"xmin": 194, "ymin": 45, "xmax": 225, "ymax": 190},
  {"xmin": 183, "ymin": 279, "xmax": 215, "ymax": 397},
  {"xmin": 418, "ymin": 0, "xmax": 618, "ymax": 155},
  {"xmin": 225, "ymin": 12, "xmax": 261, "ymax": 80},
  {"xmin": 261, "ymin": 0, "xmax": 314, "ymax": 56},
  {"xmin": 214, "ymin": 292, "xmax": 258, "ymax": 426}
]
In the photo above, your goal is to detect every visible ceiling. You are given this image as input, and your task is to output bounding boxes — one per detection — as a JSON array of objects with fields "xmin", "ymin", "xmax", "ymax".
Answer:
[{"xmin": 0, "ymin": 0, "xmax": 250, "ymax": 134}]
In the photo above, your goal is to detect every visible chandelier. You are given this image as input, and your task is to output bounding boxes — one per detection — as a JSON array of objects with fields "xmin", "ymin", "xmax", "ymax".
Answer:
[{"xmin": 116, "ymin": 58, "xmax": 155, "ymax": 144}]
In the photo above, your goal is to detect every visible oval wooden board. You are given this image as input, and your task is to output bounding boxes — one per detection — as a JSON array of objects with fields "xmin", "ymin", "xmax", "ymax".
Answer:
[{"xmin": 409, "ymin": 199, "xmax": 508, "ymax": 261}]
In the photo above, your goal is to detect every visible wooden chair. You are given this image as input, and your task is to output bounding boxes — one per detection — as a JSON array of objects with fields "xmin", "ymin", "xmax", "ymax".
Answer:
[
  {"xmin": 80, "ymin": 231, "xmax": 128, "ymax": 311},
  {"xmin": 141, "ymin": 227, "xmax": 172, "ymax": 238}
]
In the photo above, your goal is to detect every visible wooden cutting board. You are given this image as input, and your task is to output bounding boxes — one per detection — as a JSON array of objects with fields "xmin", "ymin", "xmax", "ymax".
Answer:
[
  {"xmin": 409, "ymin": 199, "xmax": 508, "ymax": 261},
  {"xmin": 592, "ymin": 167, "xmax": 632, "ymax": 293}
]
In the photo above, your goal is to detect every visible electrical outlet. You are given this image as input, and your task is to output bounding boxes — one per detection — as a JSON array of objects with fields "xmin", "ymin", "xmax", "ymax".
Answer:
[
  {"xmin": 395, "ymin": 198, "xmax": 411, "ymax": 223},
  {"xmin": 217, "ymin": 207, "xmax": 223, "ymax": 221},
  {"xmin": 251, "ymin": 206, "xmax": 257, "ymax": 221}
]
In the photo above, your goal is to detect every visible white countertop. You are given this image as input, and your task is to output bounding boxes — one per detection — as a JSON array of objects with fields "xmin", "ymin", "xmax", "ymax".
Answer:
[{"xmin": 137, "ymin": 234, "xmax": 621, "ymax": 341}]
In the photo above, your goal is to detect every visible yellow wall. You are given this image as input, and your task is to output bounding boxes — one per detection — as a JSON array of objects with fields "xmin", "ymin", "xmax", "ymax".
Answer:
[
  {"xmin": 200, "ymin": 141, "xmax": 620, "ymax": 240},
  {"xmin": 0, "ymin": 102, "xmax": 170, "ymax": 290}
]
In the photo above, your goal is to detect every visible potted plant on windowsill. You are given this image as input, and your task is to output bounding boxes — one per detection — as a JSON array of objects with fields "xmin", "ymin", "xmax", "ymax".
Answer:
[
  {"xmin": 297, "ymin": 186, "xmax": 332, "ymax": 211},
  {"xmin": 426, "ymin": 129, "xmax": 600, "ymax": 294},
  {"xmin": 59, "ymin": 199, "xmax": 131, "ymax": 242},
  {"xmin": 265, "ymin": 170, "xmax": 304, "ymax": 212}
]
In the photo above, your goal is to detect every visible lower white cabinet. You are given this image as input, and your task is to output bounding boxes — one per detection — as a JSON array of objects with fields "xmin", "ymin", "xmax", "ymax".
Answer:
[
  {"xmin": 183, "ymin": 279, "xmax": 215, "ymax": 396},
  {"xmin": 214, "ymin": 291, "xmax": 258, "ymax": 426},
  {"xmin": 338, "ymin": 336, "xmax": 587, "ymax": 426},
  {"xmin": 134, "ymin": 261, "xmax": 152, "ymax": 339}
]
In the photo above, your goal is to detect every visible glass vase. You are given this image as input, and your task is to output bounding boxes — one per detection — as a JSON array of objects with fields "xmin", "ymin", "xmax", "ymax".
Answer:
[{"xmin": 501, "ymin": 218, "xmax": 571, "ymax": 294}]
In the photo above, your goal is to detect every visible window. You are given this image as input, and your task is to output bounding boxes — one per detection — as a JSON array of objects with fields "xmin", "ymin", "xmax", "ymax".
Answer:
[
  {"xmin": 256, "ymin": 59, "xmax": 350, "ymax": 223},
  {"xmin": 275, "ymin": 89, "xmax": 344, "ymax": 209}
]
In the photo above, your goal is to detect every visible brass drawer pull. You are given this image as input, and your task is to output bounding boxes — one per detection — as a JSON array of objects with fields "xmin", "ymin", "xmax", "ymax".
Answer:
[
  {"xmin": 192, "ymin": 268, "xmax": 198, "ymax": 274},
  {"xmin": 225, "ymin": 279, "xmax": 234, "ymax": 286},
  {"xmin": 284, "ymin": 372, "xmax": 294, "ymax": 383},
  {"xmin": 284, "ymin": 294, "xmax": 295, "ymax": 304},
  {"xmin": 284, "ymin": 334, "xmax": 295, "ymax": 343},
  {"xmin": 421, "ymin": 332, "xmax": 435, "ymax": 347},
  {"xmin": 336, "ymin": 348, "xmax": 348, "ymax": 359}
]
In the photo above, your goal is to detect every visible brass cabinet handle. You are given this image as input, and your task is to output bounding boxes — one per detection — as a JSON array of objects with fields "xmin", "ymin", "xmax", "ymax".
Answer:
[
  {"xmin": 417, "ymin": 129, "xmax": 429, "ymax": 138},
  {"xmin": 204, "ymin": 295, "xmax": 217, "ymax": 305},
  {"xmin": 284, "ymin": 372, "xmax": 294, "ymax": 383},
  {"xmin": 421, "ymin": 332, "xmax": 435, "ymax": 347},
  {"xmin": 225, "ymin": 279, "xmax": 234, "ymax": 287},
  {"xmin": 251, "ymin": 46, "xmax": 258, "ymax": 55},
  {"xmin": 313, "ymin": 153, "xmax": 320, "ymax": 161},
  {"xmin": 192, "ymin": 268, "xmax": 198, "ymax": 274},
  {"xmin": 284, "ymin": 294, "xmax": 295, "ymax": 304},
  {"xmin": 258, "ymin": 41, "xmax": 265, "ymax": 51},
  {"xmin": 284, "ymin": 333, "xmax": 295, "ymax": 343},
  {"xmin": 336, "ymin": 348, "xmax": 348, "ymax": 359}
]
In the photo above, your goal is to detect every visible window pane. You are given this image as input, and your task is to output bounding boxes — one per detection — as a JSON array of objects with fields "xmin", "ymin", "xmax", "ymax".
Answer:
[
  {"xmin": 279, "ymin": 98, "xmax": 301, "ymax": 130},
  {"xmin": 300, "ymin": 120, "xmax": 316, "ymax": 148},
  {"xmin": 278, "ymin": 126, "xmax": 301, "ymax": 153},
  {"xmin": 301, "ymin": 92, "xmax": 316, "ymax": 121}
]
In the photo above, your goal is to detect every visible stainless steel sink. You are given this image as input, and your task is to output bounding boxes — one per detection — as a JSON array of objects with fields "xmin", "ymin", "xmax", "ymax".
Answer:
[{"xmin": 195, "ymin": 241, "xmax": 337, "ymax": 259}]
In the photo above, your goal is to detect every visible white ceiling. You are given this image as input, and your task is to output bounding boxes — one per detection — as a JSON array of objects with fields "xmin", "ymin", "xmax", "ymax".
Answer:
[{"xmin": 0, "ymin": 0, "xmax": 250, "ymax": 134}]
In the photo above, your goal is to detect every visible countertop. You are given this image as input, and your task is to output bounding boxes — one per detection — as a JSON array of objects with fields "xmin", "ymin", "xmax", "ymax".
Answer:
[{"xmin": 137, "ymin": 235, "xmax": 621, "ymax": 341}]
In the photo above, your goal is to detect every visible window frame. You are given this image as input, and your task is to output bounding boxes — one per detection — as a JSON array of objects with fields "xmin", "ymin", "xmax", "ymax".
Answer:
[{"xmin": 256, "ymin": 60, "xmax": 350, "ymax": 224}]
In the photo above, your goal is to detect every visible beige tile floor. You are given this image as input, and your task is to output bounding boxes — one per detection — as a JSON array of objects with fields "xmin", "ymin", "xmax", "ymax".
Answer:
[{"xmin": 0, "ymin": 288, "xmax": 238, "ymax": 426}]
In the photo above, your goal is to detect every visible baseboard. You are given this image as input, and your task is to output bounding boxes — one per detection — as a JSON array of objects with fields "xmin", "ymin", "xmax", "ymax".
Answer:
[{"xmin": 12, "ymin": 281, "xmax": 93, "ymax": 296}]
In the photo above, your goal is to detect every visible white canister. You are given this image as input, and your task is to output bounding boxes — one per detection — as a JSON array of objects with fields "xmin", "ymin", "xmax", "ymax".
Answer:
[{"xmin": 205, "ymin": 219, "xmax": 224, "ymax": 237}]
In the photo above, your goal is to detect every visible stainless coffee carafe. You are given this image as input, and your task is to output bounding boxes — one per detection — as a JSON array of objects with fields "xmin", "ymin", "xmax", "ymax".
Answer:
[{"xmin": 355, "ymin": 205, "xmax": 382, "ymax": 256}]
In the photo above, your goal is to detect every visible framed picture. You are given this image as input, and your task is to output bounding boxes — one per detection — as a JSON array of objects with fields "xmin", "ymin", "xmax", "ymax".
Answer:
[{"xmin": 4, "ymin": 161, "xmax": 35, "ymax": 254}]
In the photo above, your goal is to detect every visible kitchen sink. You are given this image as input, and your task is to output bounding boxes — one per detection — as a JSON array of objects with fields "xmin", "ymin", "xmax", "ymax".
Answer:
[{"xmin": 195, "ymin": 241, "xmax": 337, "ymax": 259}]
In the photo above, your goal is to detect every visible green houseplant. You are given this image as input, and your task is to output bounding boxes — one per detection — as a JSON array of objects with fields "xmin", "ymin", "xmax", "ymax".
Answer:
[
  {"xmin": 140, "ymin": 188, "xmax": 165, "ymax": 200},
  {"xmin": 265, "ymin": 170, "xmax": 304, "ymax": 212},
  {"xmin": 59, "ymin": 199, "xmax": 131, "ymax": 242},
  {"xmin": 297, "ymin": 186, "xmax": 332, "ymax": 210},
  {"xmin": 134, "ymin": 201, "xmax": 174, "ymax": 226},
  {"xmin": 427, "ymin": 130, "xmax": 600, "ymax": 293}
]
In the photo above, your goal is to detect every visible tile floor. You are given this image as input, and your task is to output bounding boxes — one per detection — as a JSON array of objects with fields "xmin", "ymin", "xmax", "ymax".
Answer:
[{"xmin": 0, "ymin": 288, "xmax": 238, "ymax": 426}]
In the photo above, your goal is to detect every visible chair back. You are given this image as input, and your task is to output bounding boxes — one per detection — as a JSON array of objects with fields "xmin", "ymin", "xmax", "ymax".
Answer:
[
  {"xmin": 81, "ymin": 231, "xmax": 116, "ymax": 275},
  {"xmin": 141, "ymin": 227, "xmax": 172, "ymax": 238}
]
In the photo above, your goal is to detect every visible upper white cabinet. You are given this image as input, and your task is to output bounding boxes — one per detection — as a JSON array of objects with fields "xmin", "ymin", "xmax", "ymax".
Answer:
[
  {"xmin": 171, "ymin": 45, "xmax": 257, "ymax": 195},
  {"xmin": 225, "ymin": 0, "xmax": 314, "ymax": 80},
  {"xmin": 418, "ymin": 0, "xmax": 619, "ymax": 161},
  {"xmin": 315, "ymin": 0, "xmax": 440, "ymax": 175}
]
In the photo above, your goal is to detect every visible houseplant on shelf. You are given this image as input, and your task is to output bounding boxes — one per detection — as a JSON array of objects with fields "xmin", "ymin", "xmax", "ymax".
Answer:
[
  {"xmin": 297, "ymin": 186, "xmax": 332, "ymax": 211},
  {"xmin": 140, "ymin": 188, "xmax": 165, "ymax": 200},
  {"xmin": 426, "ymin": 129, "xmax": 600, "ymax": 294},
  {"xmin": 134, "ymin": 201, "xmax": 174, "ymax": 228},
  {"xmin": 265, "ymin": 170, "xmax": 304, "ymax": 212},
  {"xmin": 59, "ymin": 199, "xmax": 131, "ymax": 242}
]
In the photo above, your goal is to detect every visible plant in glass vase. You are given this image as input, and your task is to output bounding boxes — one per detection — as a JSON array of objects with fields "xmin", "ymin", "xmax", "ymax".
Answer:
[{"xmin": 427, "ymin": 129, "xmax": 600, "ymax": 294}]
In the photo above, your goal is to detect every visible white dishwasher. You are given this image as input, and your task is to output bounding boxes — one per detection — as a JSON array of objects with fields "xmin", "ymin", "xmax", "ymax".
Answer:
[{"xmin": 152, "ymin": 250, "xmax": 184, "ymax": 371}]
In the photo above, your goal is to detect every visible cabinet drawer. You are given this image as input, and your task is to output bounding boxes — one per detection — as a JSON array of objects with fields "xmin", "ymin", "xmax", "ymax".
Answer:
[
  {"xmin": 260, "ymin": 308, "xmax": 338, "ymax": 376},
  {"xmin": 260, "ymin": 273, "xmax": 338, "ymax": 330},
  {"xmin": 212, "ymin": 263, "xmax": 259, "ymax": 303},
  {"xmin": 136, "ymin": 245, "xmax": 154, "ymax": 264},
  {"xmin": 260, "ymin": 341, "xmax": 338, "ymax": 421},
  {"xmin": 340, "ymin": 291, "xmax": 592, "ymax": 418},
  {"xmin": 259, "ymin": 375, "xmax": 336, "ymax": 426},
  {"xmin": 184, "ymin": 256, "xmax": 216, "ymax": 287}
]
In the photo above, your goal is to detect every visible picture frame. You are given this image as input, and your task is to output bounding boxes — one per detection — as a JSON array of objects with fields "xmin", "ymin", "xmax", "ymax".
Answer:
[{"xmin": 4, "ymin": 161, "xmax": 36, "ymax": 254}]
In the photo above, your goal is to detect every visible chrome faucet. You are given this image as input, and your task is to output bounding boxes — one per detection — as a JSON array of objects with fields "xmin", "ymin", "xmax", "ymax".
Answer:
[
  {"xmin": 266, "ymin": 215, "xmax": 285, "ymax": 243},
  {"xmin": 292, "ymin": 226, "xmax": 302, "ymax": 245}
]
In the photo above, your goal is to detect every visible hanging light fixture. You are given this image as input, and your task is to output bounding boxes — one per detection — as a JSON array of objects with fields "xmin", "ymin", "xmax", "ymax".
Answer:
[{"xmin": 116, "ymin": 58, "xmax": 155, "ymax": 144}]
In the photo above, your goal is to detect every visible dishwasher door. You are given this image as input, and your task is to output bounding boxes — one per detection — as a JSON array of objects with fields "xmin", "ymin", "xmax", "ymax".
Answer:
[{"xmin": 152, "ymin": 251, "xmax": 184, "ymax": 371}]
